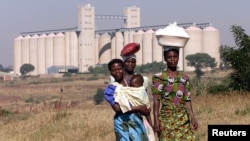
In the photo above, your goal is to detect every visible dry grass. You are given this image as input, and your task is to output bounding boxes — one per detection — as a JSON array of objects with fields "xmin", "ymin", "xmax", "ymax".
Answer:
[{"xmin": 0, "ymin": 71, "xmax": 250, "ymax": 141}]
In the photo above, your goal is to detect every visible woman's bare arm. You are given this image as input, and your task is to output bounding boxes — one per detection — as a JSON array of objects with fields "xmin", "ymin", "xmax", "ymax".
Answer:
[{"xmin": 185, "ymin": 101, "xmax": 198, "ymax": 130}]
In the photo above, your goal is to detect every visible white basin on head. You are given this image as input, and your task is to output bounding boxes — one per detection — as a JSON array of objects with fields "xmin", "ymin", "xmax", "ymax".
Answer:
[{"xmin": 156, "ymin": 22, "xmax": 190, "ymax": 47}]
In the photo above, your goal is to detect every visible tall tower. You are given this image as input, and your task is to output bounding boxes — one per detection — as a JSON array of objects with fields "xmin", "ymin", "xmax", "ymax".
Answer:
[
  {"xmin": 78, "ymin": 4, "xmax": 96, "ymax": 72},
  {"xmin": 123, "ymin": 6, "xmax": 140, "ymax": 28}
]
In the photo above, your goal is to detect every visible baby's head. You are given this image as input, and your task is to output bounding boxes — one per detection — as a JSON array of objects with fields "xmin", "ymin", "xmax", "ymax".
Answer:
[{"xmin": 130, "ymin": 74, "xmax": 144, "ymax": 88}]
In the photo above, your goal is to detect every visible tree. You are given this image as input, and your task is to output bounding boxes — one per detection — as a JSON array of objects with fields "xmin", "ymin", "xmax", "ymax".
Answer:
[
  {"xmin": 220, "ymin": 45, "xmax": 232, "ymax": 70},
  {"xmin": 88, "ymin": 64, "xmax": 109, "ymax": 75},
  {"xmin": 20, "ymin": 64, "xmax": 35, "ymax": 76},
  {"xmin": 0, "ymin": 64, "xmax": 3, "ymax": 71},
  {"xmin": 185, "ymin": 53, "xmax": 217, "ymax": 79},
  {"xmin": 222, "ymin": 25, "xmax": 250, "ymax": 91}
]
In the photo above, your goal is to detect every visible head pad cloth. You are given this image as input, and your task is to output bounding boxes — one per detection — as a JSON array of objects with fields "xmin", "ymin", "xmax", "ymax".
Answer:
[
  {"xmin": 163, "ymin": 46, "xmax": 180, "ymax": 53},
  {"xmin": 121, "ymin": 54, "xmax": 136, "ymax": 62}
]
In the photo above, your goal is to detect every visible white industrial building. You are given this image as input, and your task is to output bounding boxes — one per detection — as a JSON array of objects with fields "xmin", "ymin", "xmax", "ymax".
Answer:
[{"xmin": 13, "ymin": 4, "xmax": 220, "ymax": 75}]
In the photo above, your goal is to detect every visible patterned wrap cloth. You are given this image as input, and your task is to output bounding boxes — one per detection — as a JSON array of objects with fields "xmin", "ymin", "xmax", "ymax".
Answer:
[
  {"xmin": 151, "ymin": 70, "xmax": 196, "ymax": 141},
  {"xmin": 112, "ymin": 82, "xmax": 150, "ymax": 112}
]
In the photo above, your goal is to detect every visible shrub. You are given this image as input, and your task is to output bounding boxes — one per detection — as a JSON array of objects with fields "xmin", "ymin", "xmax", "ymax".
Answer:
[
  {"xmin": 63, "ymin": 72, "xmax": 72, "ymax": 77},
  {"xmin": 0, "ymin": 109, "xmax": 11, "ymax": 116},
  {"xmin": 207, "ymin": 84, "xmax": 230, "ymax": 95},
  {"xmin": 189, "ymin": 77, "xmax": 206, "ymax": 96},
  {"xmin": 25, "ymin": 96, "xmax": 34, "ymax": 103},
  {"xmin": 87, "ymin": 75, "xmax": 99, "ymax": 81}
]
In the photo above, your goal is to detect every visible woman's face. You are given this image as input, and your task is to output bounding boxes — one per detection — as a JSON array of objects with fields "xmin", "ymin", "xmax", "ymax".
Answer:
[
  {"xmin": 164, "ymin": 50, "xmax": 179, "ymax": 68},
  {"xmin": 110, "ymin": 62, "xmax": 124, "ymax": 82},
  {"xmin": 124, "ymin": 58, "xmax": 136, "ymax": 72}
]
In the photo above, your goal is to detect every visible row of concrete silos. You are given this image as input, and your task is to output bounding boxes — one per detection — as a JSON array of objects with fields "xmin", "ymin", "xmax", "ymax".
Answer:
[
  {"xmin": 98, "ymin": 29, "xmax": 163, "ymax": 66},
  {"xmin": 14, "ymin": 31, "xmax": 79, "ymax": 75},
  {"xmin": 14, "ymin": 25, "xmax": 220, "ymax": 75},
  {"xmin": 97, "ymin": 25, "xmax": 220, "ymax": 71}
]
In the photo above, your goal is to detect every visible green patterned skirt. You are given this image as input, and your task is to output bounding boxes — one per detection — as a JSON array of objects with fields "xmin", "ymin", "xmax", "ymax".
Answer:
[{"xmin": 158, "ymin": 102, "xmax": 196, "ymax": 141}]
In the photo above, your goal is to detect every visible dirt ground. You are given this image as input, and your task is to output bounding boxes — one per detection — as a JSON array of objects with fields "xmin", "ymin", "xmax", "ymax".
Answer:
[
  {"xmin": 0, "ymin": 95, "xmax": 21, "ymax": 104},
  {"xmin": 0, "ymin": 75, "xmax": 108, "ymax": 113}
]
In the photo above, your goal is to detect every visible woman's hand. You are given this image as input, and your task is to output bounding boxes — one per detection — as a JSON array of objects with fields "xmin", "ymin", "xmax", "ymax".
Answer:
[
  {"xmin": 191, "ymin": 117, "xmax": 198, "ymax": 131},
  {"xmin": 184, "ymin": 101, "xmax": 198, "ymax": 131},
  {"xmin": 153, "ymin": 121, "xmax": 161, "ymax": 137},
  {"xmin": 152, "ymin": 94, "xmax": 161, "ymax": 136}
]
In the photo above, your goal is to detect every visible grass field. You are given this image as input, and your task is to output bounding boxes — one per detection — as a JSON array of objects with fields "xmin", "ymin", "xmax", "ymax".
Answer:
[{"xmin": 0, "ymin": 71, "xmax": 249, "ymax": 141}]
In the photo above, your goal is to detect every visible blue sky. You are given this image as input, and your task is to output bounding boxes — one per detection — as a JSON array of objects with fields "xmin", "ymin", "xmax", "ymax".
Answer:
[{"xmin": 0, "ymin": 0, "xmax": 249, "ymax": 67}]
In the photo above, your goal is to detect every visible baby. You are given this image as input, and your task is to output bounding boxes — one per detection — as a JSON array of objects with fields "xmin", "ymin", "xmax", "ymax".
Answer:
[
  {"xmin": 129, "ymin": 74, "xmax": 153, "ymax": 124},
  {"xmin": 127, "ymin": 74, "xmax": 154, "ymax": 141},
  {"xmin": 113, "ymin": 74, "xmax": 151, "ymax": 113},
  {"xmin": 130, "ymin": 74, "xmax": 144, "ymax": 87}
]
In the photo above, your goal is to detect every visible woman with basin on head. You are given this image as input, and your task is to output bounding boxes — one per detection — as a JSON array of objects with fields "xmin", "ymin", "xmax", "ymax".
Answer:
[{"xmin": 152, "ymin": 22, "xmax": 198, "ymax": 141}]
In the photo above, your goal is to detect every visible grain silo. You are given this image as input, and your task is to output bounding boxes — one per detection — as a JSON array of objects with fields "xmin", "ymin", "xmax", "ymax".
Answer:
[
  {"xmin": 45, "ymin": 33, "xmax": 54, "ymax": 73},
  {"xmin": 152, "ymin": 29, "xmax": 163, "ymax": 63},
  {"xmin": 95, "ymin": 34, "xmax": 100, "ymax": 65},
  {"xmin": 64, "ymin": 31, "xmax": 78, "ymax": 67},
  {"xmin": 29, "ymin": 34, "xmax": 38, "ymax": 75},
  {"xmin": 178, "ymin": 48, "xmax": 184, "ymax": 71},
  {"xmin": 53, "ymin": 32, "xmax": 65, "ymax": 66},
  {"xmin": 115, "ymin": 32, "xmax": 124, "ymax": 59},
  {"xmin": 142, "ymin": 29, "xmax": 153, "ymax": 64},
  {"xmin": 37, "ymin": 34, "xmax": 46, "ymax": 74},
  {"xmin": 203, "ymin": 26, "xmax": 220, "ymax": 68},
  {"xmin": 99, "ymin": 33, "xmax": 111, "ymax": 64},
  {"xmin": 21, "ymin": 35, "xmax": 31, "ymax": 64},
  {"xmin": 65, "ymin": 32, "xmax": 71, "ymax": 66},
  {"xmin": 123, "ymin": 30, "xmax": 135, "ymax": 46},
  {"xmin": 13, "ymin": 36, "xmax": 23, "ymax": 75},
  {"xmin": 111, "ymin": 35, "xmax": 116, "ymax": 59},
  {"xmin": 133, "ymin": 30, "xmax": 144, "ymax": 65},
  {"xmin": 124, "ymin": 31, "xmax": 129, "ymax": 46},
  {"xmin": 184, "ymin": 26, "xmax": 203, "ymax": 72},
  {"xmin": 69, "ymin": 31, "xmax": 79, "ymax": 67},
  {"xmin": 128, "ymin": 31, "xmax": 136, "ymax": 43}
]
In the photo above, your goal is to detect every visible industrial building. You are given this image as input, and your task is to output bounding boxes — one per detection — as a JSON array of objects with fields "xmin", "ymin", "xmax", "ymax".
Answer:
[
  {"xmin": 0, "ymin": 71, "xmax": 18, "ymax": 81},
  {"xmin": 13, "ymin": 4, "xmax": 220, "ymax": 75},
  {"xmin": 47, "ymin": 65, "xmax": 79, "ymax": 74}
]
